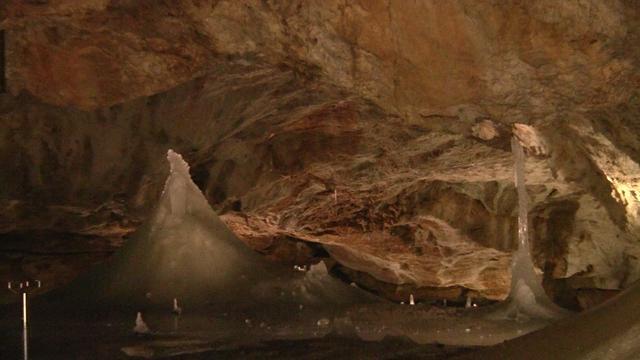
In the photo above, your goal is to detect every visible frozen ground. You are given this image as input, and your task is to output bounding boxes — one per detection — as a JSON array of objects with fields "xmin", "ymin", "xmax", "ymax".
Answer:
[
  {"xmin": 0, "ymin": 301, "xmax": 555, "ymax": 359},
  {"xmin": 6, "ymin": 288, "xmax": 640, "ymax": 360}
]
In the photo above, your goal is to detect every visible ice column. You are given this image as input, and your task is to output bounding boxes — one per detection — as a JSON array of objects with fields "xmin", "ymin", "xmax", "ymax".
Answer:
[{"xmin": 508, "ymin": 137, "xmax": 560, "ymax": 319}]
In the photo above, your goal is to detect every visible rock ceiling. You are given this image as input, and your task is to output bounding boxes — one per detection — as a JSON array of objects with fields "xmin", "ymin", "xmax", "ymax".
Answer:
[{"xmin": 1, "ymin": 0, "xmax": 639, "ymax": 306}]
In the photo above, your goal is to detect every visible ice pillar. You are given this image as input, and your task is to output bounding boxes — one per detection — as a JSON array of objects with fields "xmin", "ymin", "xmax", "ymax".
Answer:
[{"xmin": 508, "ymin": 137, "xmax": 561, "ymax": 319}]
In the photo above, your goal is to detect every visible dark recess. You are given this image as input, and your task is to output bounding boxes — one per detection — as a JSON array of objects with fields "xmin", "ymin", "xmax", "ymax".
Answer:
[{"xmin": 0, "ymin": 30, "xmax": 4, "ymax": 93}]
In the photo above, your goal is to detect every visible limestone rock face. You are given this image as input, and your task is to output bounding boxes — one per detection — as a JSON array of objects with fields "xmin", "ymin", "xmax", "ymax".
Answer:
[{"xmin": 1, "ymin": 0, "xmax": 639, "ymax": 306}]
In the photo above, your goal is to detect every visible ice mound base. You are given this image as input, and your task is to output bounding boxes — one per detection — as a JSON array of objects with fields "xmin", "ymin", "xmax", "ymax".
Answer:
[
  {"xmin": 51, "ymin": 150, "xmax": 371, "ymax": 309},
  {"xmin": 460, "ymin": 280, "xmax": 640, "ymax": 360}
]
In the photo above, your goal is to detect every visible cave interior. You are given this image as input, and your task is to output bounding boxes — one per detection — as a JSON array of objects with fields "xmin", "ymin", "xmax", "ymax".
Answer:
[{"xmin": 1, "ymin": 1, "xmax": 640, "ymax": 359}]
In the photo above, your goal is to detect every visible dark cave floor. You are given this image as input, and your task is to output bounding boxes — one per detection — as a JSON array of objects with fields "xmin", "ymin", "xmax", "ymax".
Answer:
[{"xmin": 0, "ymin": 299, "xmax": 553, "ymax": 359}]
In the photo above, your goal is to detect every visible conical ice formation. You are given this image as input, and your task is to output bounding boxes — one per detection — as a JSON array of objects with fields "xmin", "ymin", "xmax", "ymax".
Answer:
[
  {"xmin": 172, "ymin": 298, "xmax": 182, "ymax": 316},
  {"xmin": 101, "ymin": 150, "xmax": 267, "ymax": 305},
  {"xmin": 133, "ymin": 312, "xmax": 150, "ymax": 334},
  {"xmin": 58, "ymin": 149, "xmax": 371, "ymax": 308}
]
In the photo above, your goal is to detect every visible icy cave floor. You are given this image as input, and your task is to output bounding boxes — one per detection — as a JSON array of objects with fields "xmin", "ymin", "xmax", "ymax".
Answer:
[{"xmin": 0, "ymin": 299, "xmax": 558, "ymax": 359}]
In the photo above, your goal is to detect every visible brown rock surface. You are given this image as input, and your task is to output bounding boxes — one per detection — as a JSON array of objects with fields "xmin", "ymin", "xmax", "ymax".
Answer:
[{"xmin": 1, "ymin": 1, "xmax": 639, "ymax": 306}]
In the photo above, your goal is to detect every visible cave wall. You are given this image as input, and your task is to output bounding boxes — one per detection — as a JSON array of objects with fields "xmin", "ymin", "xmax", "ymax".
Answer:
[{"xmin": 1, "ymin": 0, "xmax": 639, "ymax": 303}]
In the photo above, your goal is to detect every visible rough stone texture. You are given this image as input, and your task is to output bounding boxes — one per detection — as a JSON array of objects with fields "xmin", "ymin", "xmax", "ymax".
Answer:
[{"xmin": 1, "ymin": 1, "xmax": 639, "ymax": 306}]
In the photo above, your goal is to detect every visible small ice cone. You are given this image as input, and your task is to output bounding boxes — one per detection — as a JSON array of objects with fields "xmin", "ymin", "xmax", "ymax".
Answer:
[
  {"xmin": 409, "ymin": 294, "xmax": 415, "ymax": 306},
  {"xmin": 133, "ymin": 312, "xmax": 150, "ymax": 334},
  {"xmin": 172, "ymin": 298, "xmax": 182, "ymax": 315}
]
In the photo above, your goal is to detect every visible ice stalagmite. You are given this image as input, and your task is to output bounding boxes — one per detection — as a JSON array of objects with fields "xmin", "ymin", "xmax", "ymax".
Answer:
[
  {"xmin": 56, "ymin": 150, "xmax": 369, "ymax": 308},
  {"xmin": 133, "ymin": 312, "xmax": 150, "ymax": 334},
  {"xmin": 461, "ymin": 278, "xmax": 640, "ymax": 359},
  {"xmin": 506, "ymin": 137, "xmax": 563, "ymax": 319},
  {"xmin": 99, "ymin": 150, "xmax": 268, "ymax": 305}
]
